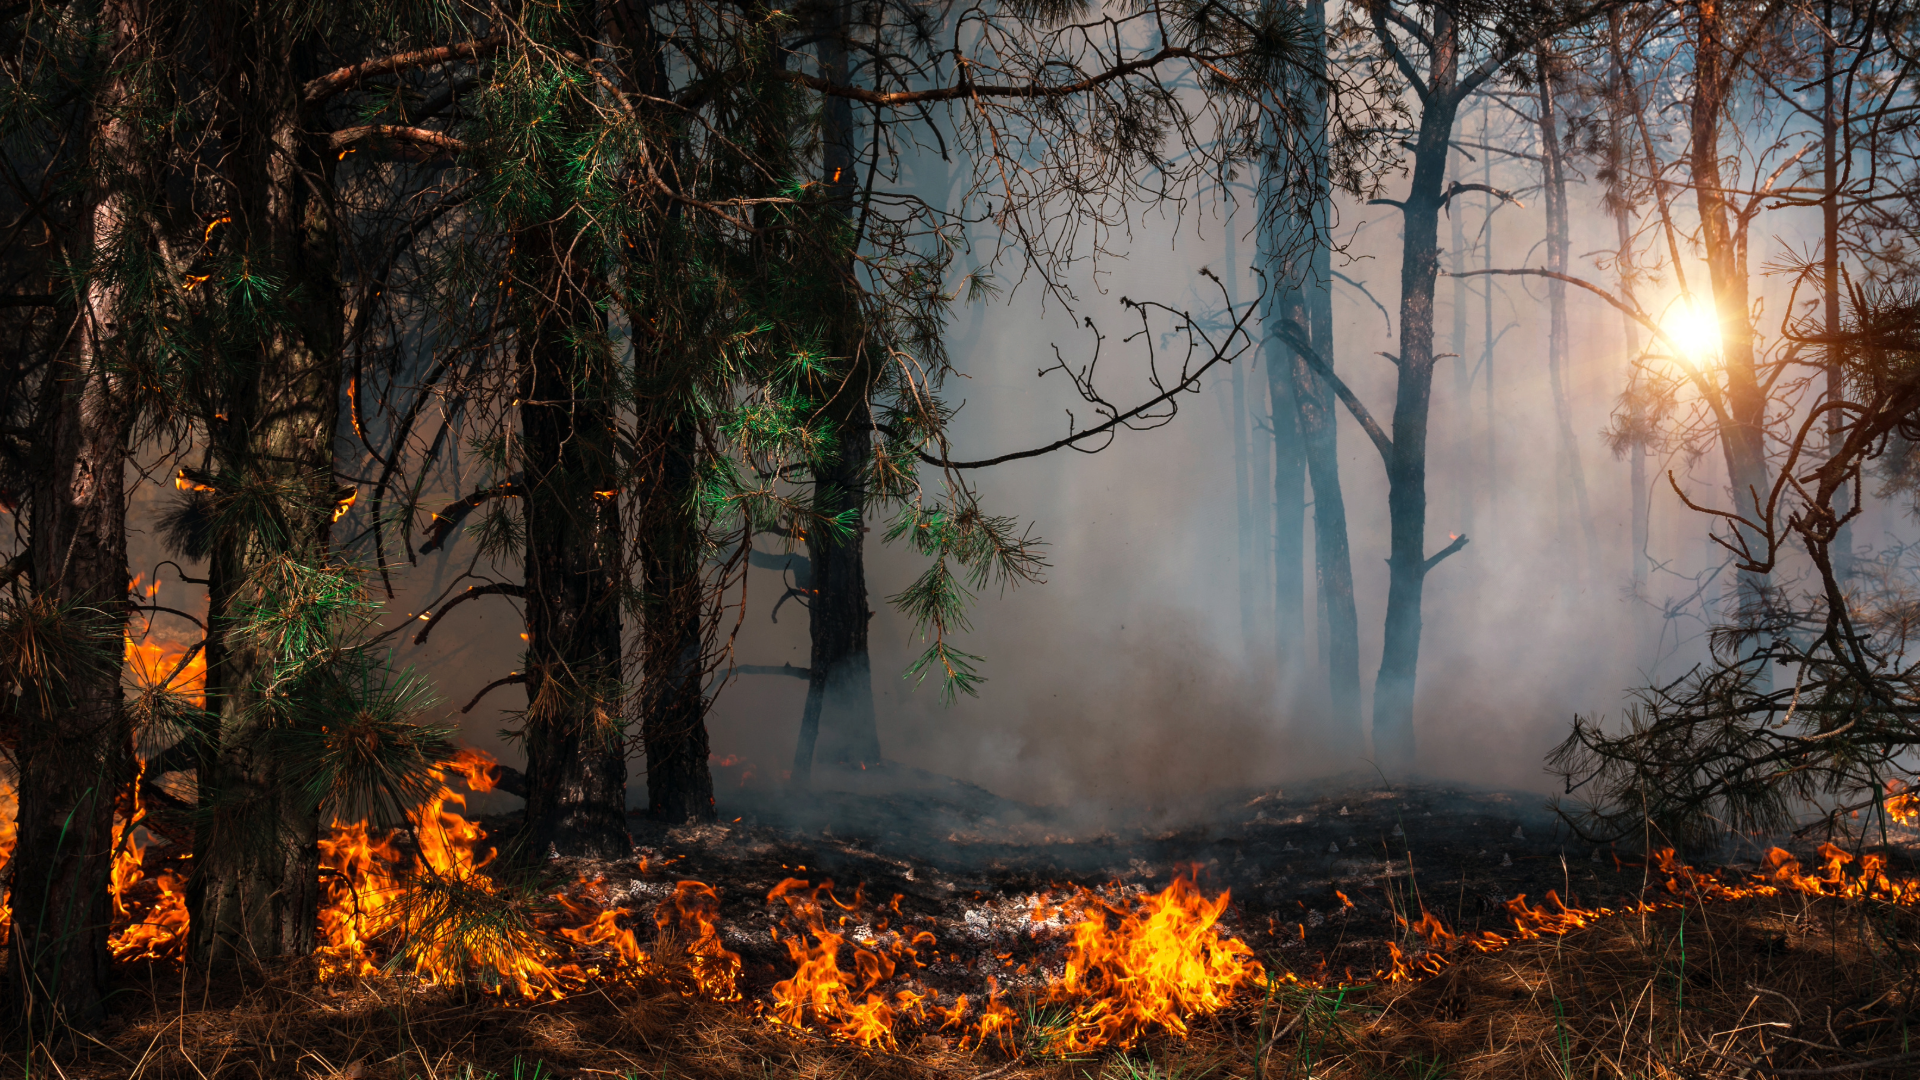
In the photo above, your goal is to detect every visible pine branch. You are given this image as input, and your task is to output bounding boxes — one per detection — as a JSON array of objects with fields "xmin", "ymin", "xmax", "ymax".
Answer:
[
  {"xmin": 304, "ymin": 36, "xmax": 506, "ymax": 104},
  {"xmin": 413, "ymin": 583, "xmax": 527, "ymax": 645}
]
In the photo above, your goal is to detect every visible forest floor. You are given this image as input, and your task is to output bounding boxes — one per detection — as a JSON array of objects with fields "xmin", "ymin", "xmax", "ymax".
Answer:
[{"xmin": 9, "ymin": 764, "xmax": 1920, "ymax": 1079}]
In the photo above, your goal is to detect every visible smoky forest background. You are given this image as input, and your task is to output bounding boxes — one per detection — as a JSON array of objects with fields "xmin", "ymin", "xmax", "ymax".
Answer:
[{"xmin": 8, "ymin": 0, "xmax": 1920, "ymax": 1056}]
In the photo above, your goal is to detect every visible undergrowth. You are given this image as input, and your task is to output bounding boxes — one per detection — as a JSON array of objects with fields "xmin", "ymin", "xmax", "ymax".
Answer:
[{"xmin": 5, "ymin": 893, "xmax": 1918, "ymax": 1079}]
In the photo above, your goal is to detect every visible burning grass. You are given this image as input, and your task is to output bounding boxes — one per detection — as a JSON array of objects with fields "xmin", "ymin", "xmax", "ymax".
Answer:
[
  {"xmin": 7, "ymin": 885, "xmax": 1920, "ymax": 1078},
  {"xmin": 8, "ymin": 758, "xmax": 1920, "ymax": 1077}
]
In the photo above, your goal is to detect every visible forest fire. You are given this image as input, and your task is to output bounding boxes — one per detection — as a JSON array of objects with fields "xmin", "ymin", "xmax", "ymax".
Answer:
[
  {"xmin": 1040, "ymin": 875, "xmax": 1265, "ymax": 1051},
  {"xmin": 764, "ymin": 878, "xmax": 935, "ymax": 1049},
  {"xmin": 12, "ymin": 753, "xmax": 1920, "ymax": 1063}
]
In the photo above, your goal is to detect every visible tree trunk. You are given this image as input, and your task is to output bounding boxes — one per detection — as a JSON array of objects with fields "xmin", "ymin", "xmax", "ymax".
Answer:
[
  {"xmin": 1275, "ymin": 0, "xmax": 1359, "ymax": 746},
  {"xmin": 1371, "ymin": 10, "xmax": 1462, "ymax": 775},
  {"xmin": 189, "ymin": 11, "xmax": 339, "ymax": 969},
  {"xmin": 1536, "ymin": 53, "xmax": 1600, "ymax": 588},
  {"xmin": 795, "ymin": 0, "xmax": 880, "ymax": 780},
  {"xmin": 1269, "ymin": 302, "xmax": 1307, "ymax": 666},
  {"xmin": 1609, "ymin": 11, "xmax": 1649, "ymax": 596},
  {"xmin": 1822, "ymin": 0, "xmax": 1851, "ymax": 583},
  {"xmin": 802, "ymin": 422, "xmax": 879, "ymax": 772},
  {"xmin": 639, "ymin": 415, "xmax": 716, "ymax": 822},
  {"xmin": 5, "ymin": 0, "xmax": 141, "ymax": 1028},
  {"xmin": 517, "ymin": 304, "xmax": 629, "ymax": 859},
  {"xmin": 1688, "ymin": 0, "xmax": 1771, "ymax": 618},
  {"xmin": 506, "ymin": 5, "xmax": 631, "ymax": 862}
]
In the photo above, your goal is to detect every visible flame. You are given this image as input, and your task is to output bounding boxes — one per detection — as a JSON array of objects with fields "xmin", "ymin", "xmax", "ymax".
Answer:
[
  {"xmin": 106, "ymin": 762, "xmax": 190, "ymax": 962},
  {"xmin": 173, "ymin": 468, "xmax": 214, "ymax": 494},
  {"xmin": 764, "ymin": 879, "xmax": 930, "ymax": 1050},
  {"xmin": 1039, "ymin": 873, "xmax": 1264, "ymax": 1051},
  {"xmin": 0, "ymin": 775, "xmax": 16, "ymax": 945},
  {"xmin": 333, "ymin": 489, "xmax": 357, "ymax": 522},
  {"xmin": 126, "ymin": 634, "xmax": 206, "ymax": 708},
  {"xmin": 657, "ymin": 880, "xmax": 743, "ymax": 999}
]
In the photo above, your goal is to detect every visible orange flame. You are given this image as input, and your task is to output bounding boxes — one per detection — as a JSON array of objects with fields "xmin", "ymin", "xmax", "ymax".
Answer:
[
  {"xmin": 1039, "ymin": 873, "xmax": 1264, "ymax": 1051},
  {"xmin": 126, "ymin": 634, "xmax": 206, "ymax": 708},
  {"xmin": 764, "ymin": 878, "xmax": 930, "ymax": 1049},
  {"xmin": 106, "ymin": 762, "xmax": 190, "ymax": 962},
  {"xmin": 0, "ymin": 775, "xmax": 16, "ymax": 945}
]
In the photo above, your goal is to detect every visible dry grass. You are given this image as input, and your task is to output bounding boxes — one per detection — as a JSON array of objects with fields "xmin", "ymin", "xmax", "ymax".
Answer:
[{"xmin": 7, "ymin": 893, "xmax": 1918, "ymax": 1079}]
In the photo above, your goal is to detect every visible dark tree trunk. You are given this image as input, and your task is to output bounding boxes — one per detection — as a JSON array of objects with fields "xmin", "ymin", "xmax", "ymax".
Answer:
[
  {"xmin": 1370, "ymin": 8, "xmax": 1462, "ymax": 774},
  {"xmin": 640, "ymin": 416, "xmax": 715, "ymax": 822},
  {"xmin": 505, "ymin": 4, "xmax": 631, "ymax": 861},
  {"xmin": 517, "ymin": 311, "xmax": 629, "ymax": 859},
  {"xmin": 795, "ymin": 0, "xmax": 880, "ymax": 781},
  {"xmin": 1269, "ymin": 320, "xmax": 1307, "ymax": 666},
  {"xmin": 189, "ymin": 10, "xmax": 338, "ymax": 969},
  {"xmin": 800, "ymin": 423, "xmax": 879, "ymax": 776},
  {"xmin": 5, "ymin": 1, "xmax": 141, "ymax": 1027}
]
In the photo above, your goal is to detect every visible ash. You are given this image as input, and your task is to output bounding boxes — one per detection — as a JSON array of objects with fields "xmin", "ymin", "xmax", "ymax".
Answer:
[{"xmin": 478, "ymin": 760, "xmax": 1920, "ymax": 997}]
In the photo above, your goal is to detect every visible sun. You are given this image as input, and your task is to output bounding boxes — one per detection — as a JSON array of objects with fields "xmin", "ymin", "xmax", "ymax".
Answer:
[{"xmin": 1662, "ymin": 301, "xmax": 1722, "ymax": 364}]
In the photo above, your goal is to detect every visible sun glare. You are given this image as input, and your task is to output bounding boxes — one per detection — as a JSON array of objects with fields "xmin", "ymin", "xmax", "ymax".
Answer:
[{"xmin": 1662, "ymin": 301, "xmax": 1721, "ymax": 363}]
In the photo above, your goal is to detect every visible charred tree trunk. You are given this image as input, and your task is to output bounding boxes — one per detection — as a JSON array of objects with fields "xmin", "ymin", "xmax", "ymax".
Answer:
[
  {"xmin": 1608, "ymin": 11, "xmax": 1649, "ymax": 596},
  {"xmin": 189, "ymin": 11, "xmax": 339, "ymax": 969},
  {"xmin": 516, "ymin": 302, "xmax": 628, "ymax": 859},
  {"xmin": 1536, "ymin": 53, "xmax": 1600, "ymax": 588},
  {"xmin": 507, "ymin": 6, "xmax": 631, "ymax": 861},
  {"xmin": 5, "ymin": 0, "xmax": 142, "ymax": 1029},
  {"xmin": 639, "ymin": 414, "xmax": 715, "ymax": 822},
  {"xmin": 795, "ymin": 0, "xmax": 880, "ymax": 782}
]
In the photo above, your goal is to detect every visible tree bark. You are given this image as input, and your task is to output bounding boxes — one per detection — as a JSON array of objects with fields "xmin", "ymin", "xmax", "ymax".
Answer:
[
  {"xmin": 1687, "ymin": 0, "xmax": 1771, "ymax": 619},
  {"xmin": 1536, "ymin": 52, "xmax": 1601, "ymax": 587},
  {"xmin": 516, "ymin": 297, "xmax": 629, "ymax": 859},
  {"xmin": 189, "ymin": 9, "xmax": 339, "ymax": 969},
  {"xmin": 639, "ymin": 415, "xmax": 716, "ymax": 823},
  {"xmin": 795, "ymin": 0, "xmax": 881, "ymax": 781},
  {"xmin": 5, "ymin": 0, "xmax": 141, "ymax": 1029},
  {"xmin": 1370, "ymin": 7, "xmax": 1462, "ymax": 774},
  {"xmin": 506, "ymin": 4, "xmax": 632, "ymax": 862}
]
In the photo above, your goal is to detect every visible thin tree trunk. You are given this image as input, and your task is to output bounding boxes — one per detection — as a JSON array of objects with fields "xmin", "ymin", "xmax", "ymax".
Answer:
[
  {"xmin": 1537, "ymin": 53, "xmax": 1601, "ymax": 588},
  {"xmin": 1231, "ymin": 228, "xmax": 1259, "ymax": 653},
  {"xmin": 1451, "ymin": 149, "xmax": 1471, "ymax": 534},
  {"xmin": 1270, "ymin": 301, "xmax": 1307, "ymax": 665},
  {"xmin": 1822, "ymin": 0, "xmax": 1851, "ymax": 583},
  {"xmin": 1688, "ymin": 0, "xmax": 1771, "ymax": 622},
  {"xmin": 5, "ymin": 0, "xmax": 141, "ymax": 1028},
  {"xmin": 795, "ymin": 0, "xmax": 880, "ymax": 780},
  {"xmin": 1270, "ymin": 0, "xmax": 1358, "ymax": 746},
  {"xmin": 1482, "ymin": 101, "xmax": 1497, "ymax": 529},
  {"xmin": 190, "ymin": 12, "xmax": 339, "ymax": 968},
  {"xmin": 1371, "ymin": 8, "xmax": 1466, "ymax": 774}
]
